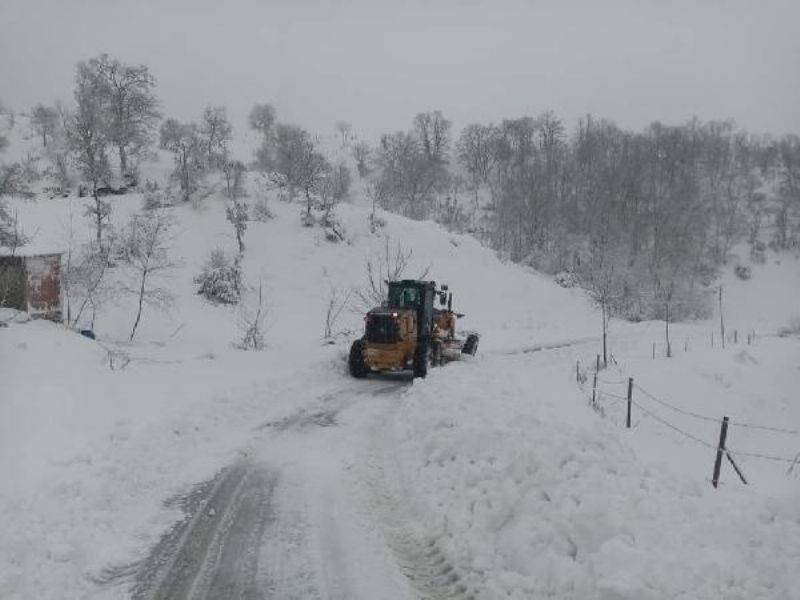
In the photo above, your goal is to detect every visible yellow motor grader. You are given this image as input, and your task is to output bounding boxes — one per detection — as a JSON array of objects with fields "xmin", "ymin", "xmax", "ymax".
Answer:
[{"xmin": 349, "ymin": 280, "xmax": 479, "ymax": 379}]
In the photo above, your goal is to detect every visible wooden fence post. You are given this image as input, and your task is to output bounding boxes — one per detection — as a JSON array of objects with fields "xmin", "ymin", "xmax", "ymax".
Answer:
[
  {"xmin": 596, "ymin": 354, "xmax": 600, "ymax": 373},
  {"xmin": 576, "ymin": 360, "xmax": 580, "ymax": 383},
  {"xmin": 626, "ymin": 377, "xmax": 633, "ymax": 428},
  {"xmin": 592, "ymin": 371, "xmax": 598, "ymax": 408},
  {"xmin": 712, "ymin": 416, "xmax": 729, "ymax": 488},
  {"xmin": 652, "ymin": 343, "xmax": 655, "ymax": 360},
  {"xmin": 734, "ymin": 330, "xmax": 738, "ymax": 344},
  {"xmin": 726, "ymin": 452, "xmax": 748, "ymax": 485},
  {"xmin": 719, "ymin": 287, "xmax": 725, "ymax": 349}
]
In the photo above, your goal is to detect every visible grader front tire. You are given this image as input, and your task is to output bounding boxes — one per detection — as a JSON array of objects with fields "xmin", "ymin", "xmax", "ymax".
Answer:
[{"xmin": 349, "ymin": 339, "xmax": 370, "ymax": 378}]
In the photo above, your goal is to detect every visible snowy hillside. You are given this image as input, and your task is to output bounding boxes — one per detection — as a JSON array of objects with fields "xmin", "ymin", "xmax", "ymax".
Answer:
[{"xmin": 1, "ymin": 169, "xmax": 799, "ymax": 599}]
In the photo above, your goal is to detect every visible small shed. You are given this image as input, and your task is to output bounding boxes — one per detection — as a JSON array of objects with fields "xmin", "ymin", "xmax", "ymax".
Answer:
[{"xmin": 0, "ymin": 252, "xmax": 63, "ymax": 322}]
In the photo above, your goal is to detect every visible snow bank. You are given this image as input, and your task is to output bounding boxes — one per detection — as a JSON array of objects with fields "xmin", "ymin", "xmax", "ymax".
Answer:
[{"xmin": 391, "ymin": 349, "xmax": 800, "ymax": 599}]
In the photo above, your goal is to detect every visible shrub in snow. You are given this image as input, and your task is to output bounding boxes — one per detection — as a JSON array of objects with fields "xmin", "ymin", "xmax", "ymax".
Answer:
[
  {"xmin": 368, "ymin": 213, "xmax": 386, "ymax": 233},
  {"xmin": 142, "ymin": 186, "xmax": 172, "ymax": 210},
  {"xmin": 194, "ymin": 249, "xmax": 241, "ymax": 304},
  {"xmin": 236, "ymin": 282, "xmax": 267, "ymax": 350},
  {"xmin": 778, "ymin": 317, "xmax": 800, "ymax": 337},
  {"xmin": 734, "ymin": 264, "xmax": 752, "ymax": 280},
  {"xmin": 320, "ymin": 210, "xmax": 345, "ymax": 242},
  {"xmin": 750, "ymin": 240, "xmax": 766, "ymax": 264},
  {"xmin": 554, "ymin": 271, "xmax": 578, "ymax": 288},
  {"xmin": 300, "ymin": 211, "xmax": 316, "ymax": 227},
  {"xmin": 252, "ymin": 198, "xmax": 273, "ymax": 222}
]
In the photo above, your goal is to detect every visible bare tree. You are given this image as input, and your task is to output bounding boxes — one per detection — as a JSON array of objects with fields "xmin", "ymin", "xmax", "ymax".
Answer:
[
  {"xmin": 356, "ymin": 238, "xmax": 429, "ymax": 310},
  {"xmin": 222, "ymin": 158, "xmax": 247, "ymax": 198},
  {"xmin": 159, "ymin": 118, "xmax": 205, "ymax": 203},
  {"xmin": 335, "ymin": 121, "xmax": 352, "ymax": 147},
  {"xmin": 30, "ymin": 104, "xmax": 59, "ymax": 148},
  {"xmin": 258, "ymin": 123, "xmax": 330, "ymax": 214},
  {"xmin": 375, "ymin": 131, "xmax": 440, "ymax": 219},
  {"xmin": 456, "ymin": 123, "xmax": 496, "ymax": 201},
  {"xmin": 226, "ymin": 199, "xmax": 248, "ymax": 254},
  {"xmin": 122, "ymin": 210, "xmax": 175, "ymax": 341},
  {"xmin": 200, "ymin": 105, "xmax": 233, "ymax": 169},
  {"xmin": 324, "ymin": 286, "xmax": 352, "ymax": 339},
  {"xmin": 352, "ymin": 141, "xmax": 371, "ymax": 177},
  {"xmin": 82, "ymin": 54, "xmax": 160, "ymax": 178},
  {"xmin": 319, "ymin": 162, "xmax": 351, "ymax": 215},
  {"xmin": 237, "ymin": 281, "xmax": 267, "ymax": 350},
  {"xmin": 413, "ymin": 110, "xmax": 452, "ymax": 164},
  {"xmin": 68, "ymin": 238, "xmax": 115, "ymax": 330}
]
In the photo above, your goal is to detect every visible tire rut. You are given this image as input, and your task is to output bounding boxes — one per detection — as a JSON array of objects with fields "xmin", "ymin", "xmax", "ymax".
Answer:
[
  {"xmin": 361, "ymin": 445, "xmax": 482, "ymax": 599},
  {"xmin": 131, "ymin": 461, "xmax": 277, "ymax": 600}
]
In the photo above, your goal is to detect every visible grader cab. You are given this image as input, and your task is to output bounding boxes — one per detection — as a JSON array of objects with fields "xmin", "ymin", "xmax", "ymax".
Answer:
[{"xmin": 348, "ymin": 280, "xmax": 479, "ymax": 379}]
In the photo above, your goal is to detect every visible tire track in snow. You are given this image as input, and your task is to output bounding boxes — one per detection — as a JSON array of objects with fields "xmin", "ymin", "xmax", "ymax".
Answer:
[
  {"xmin": 131, "ymin": 461, "xmax": 277, "ymax": 600},
  {"xmin": 125, "ymin": 374, "xmax": 423, "ymax": 600},
  {"xmin": 360, "ymin": 420, "xmax": 481, "ymax": 599}
]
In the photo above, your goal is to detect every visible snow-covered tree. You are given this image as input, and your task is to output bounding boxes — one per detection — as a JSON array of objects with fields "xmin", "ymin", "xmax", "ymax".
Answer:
[
  {"xmin": 30, "ymin": 104, "xmax": 59, "ymax": 148},
  {"xmin": 81, "ymin": 54, "xmax": 160, "ymax": 178},
  {"xmin": 226, "ymin": 199, "xmax": 248, "ymax": 254},
  {"xmin": 222, "ymin": 158, "xmax": 247, "ymax": 199},
  {"xmin": 352, "ymin": 141, "xmax": 371, "ymax": 177},
  {"xmin": 159, "ymin": 119, "xmax": 205, "ymax": 203},
  {"xmin": 68, "ymin": 63, "xmax": 112, "ymax": 242},
  {"xmin": 200, "ymin": 105, "xmax": 233, "ymax": 169},
  {"xmin": 248, "ymin": 103, "xmax": 276, "ymax": 141},
  {"xmin": 257, "ymin": 123, "xmax": 330, "ymax": 214}
]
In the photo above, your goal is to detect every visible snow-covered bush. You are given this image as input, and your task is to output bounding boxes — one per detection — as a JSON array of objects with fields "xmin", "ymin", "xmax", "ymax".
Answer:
[
  {"xmin": 320, "ymin": 210, "xmax": 345, "ymax": 242},
  {"xmin": 300, "ymin": 211, "xmax": 315, "ymax": 227},
  {"xmin": 554, "ymin": 271, "xmax": 578, "ymax": 288},
  {"xmin": 142, "ymin": 183, "xmax": 173, "ymax": 210},
  {"xmin": 734, "ymin": 264, "xmax": 752, "ymax": 280},
  {"xmin": 750, "ymin": 240, "xmax": 766, "ymax": 264},
  {"xmin": 194, "ymin": 249, "xmax": 241, "ymax": 304}
]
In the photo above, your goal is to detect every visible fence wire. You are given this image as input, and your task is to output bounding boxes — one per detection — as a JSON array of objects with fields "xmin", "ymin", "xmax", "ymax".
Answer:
[{"xmin": 579, "ymin": 372, "xmax": 800, "ymax": 468}]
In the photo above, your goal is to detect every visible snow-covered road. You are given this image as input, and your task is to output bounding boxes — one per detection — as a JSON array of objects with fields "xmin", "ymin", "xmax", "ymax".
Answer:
[{"xmin": 128, "ymin": 373, "xmax": 458, "ymax": 600}]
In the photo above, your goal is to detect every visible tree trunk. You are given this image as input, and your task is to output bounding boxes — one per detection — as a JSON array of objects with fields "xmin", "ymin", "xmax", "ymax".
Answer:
[
  {"xmin": 94, "ymin": 190, "xmax": 102, "ymax": 244},
  {"xmin": 181, "ymin": 153, "xmax": 190, "ymax": 203},
  {"xmin": 119, "ymin": 145, "xmax": 128, "ymax": 178},
  {"xmin": 129, "ymin": 268, "xmax": 148, "ymax": 341}
]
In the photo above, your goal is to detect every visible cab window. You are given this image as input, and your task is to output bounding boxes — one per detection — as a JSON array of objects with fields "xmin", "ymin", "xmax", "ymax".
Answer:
[{"xmin": 389, "ymin": 285, "xmax": 420, "ymax": 308}]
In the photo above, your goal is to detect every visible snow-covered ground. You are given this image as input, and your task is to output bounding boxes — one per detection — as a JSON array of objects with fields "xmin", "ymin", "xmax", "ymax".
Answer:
[{"xmin": 1, "ymin": 160, "xmax": 799, "ymax": 598}]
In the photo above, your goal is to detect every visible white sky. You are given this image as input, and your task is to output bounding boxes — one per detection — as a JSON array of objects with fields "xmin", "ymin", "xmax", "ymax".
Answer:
[{"xmin": 1, "ymin": 0, "xmax": 799, "ymax": 139}]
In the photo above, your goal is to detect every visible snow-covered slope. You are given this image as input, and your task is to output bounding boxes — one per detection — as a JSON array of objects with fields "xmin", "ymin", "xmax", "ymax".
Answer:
[{"xmin": 1, "ymin": 169, "xmax": 799, "ymax": 598}]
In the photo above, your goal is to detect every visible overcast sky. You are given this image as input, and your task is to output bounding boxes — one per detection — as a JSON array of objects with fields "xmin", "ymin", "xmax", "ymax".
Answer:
[{"xmin": 1, "ymin": 0, "xmax": 799, "ymax": 140}]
